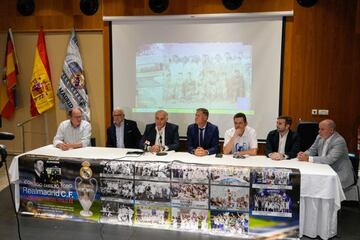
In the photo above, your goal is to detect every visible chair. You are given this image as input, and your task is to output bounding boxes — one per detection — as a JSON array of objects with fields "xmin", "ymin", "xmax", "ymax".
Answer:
[
  {"xmin": 90, "ymin": 137, "xmax": 96, "ymax": 147},
  {"xmin": 296, "ymin": 122, "xmax": 319, "ymax": 151},
  {"xmin": 343, "ymin": 153, "xmax": 359, "ymax": 202}
]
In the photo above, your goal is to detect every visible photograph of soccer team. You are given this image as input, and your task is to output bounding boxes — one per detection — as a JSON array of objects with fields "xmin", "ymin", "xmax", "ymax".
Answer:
[
  {"xmin": 210, "ymin": 166, "xmax": 250, "ymax": 186},
  {"xmin": 171, "ymin": 163, "xmax": 209, "ymax": 183},
  {"xmin": 100, "ymin": 160, "xmax": 134, "ymax": 179},
  {"xmin": 252, "ymin": 167, "xmax": 293, "ymax": 190},
  {"xmin": 135, "ymin": 162, "xmax": 171, "ymax": 181}
]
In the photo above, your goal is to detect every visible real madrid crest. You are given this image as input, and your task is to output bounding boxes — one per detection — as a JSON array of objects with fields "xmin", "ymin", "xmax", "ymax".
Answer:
[
  {"xmin": 79, "ymin": 161, "xmax": 93, "ymax": 180},
  {"xmin": 71, "ymin": 72, "xmax": 85, "ymax": 89}
]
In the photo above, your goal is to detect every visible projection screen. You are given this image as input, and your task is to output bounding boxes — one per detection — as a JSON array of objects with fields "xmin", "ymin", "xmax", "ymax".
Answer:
[{"xmin": 109, "ymin": 12, "xmax": 290, "ymax": 139}]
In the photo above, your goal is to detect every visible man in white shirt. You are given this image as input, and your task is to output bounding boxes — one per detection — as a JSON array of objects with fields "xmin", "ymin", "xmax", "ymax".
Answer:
[
  {"xmin": 223, "ymin": 112, "xmax": 257, "ymax": 156},
  {"xmin": 265, "ymin": 116, "xmax": 300, "ymax": 160},
  {"xmin": 53, "ymin": 108, "xmax": 91, "ymax": 151},
  {"xmin": 297, "ymin": 119, "xmax": 354, "ymax": 189}
]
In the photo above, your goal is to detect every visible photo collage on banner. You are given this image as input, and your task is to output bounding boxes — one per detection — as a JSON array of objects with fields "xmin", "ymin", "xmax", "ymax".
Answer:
[
  {"xmin": 17, "ymin": 155, "xmax": 301, "ymax": 239},
  {"xmin": 99, "ymin": 160, "xmax": 134, "ymax": 225},
  {"xmin": 134, "ymin": 162, "xmax": 172, "ymax": 227},
  {"xmin": 171, "ymin": 162, "xmax": 210, "ymax": 232},
  {"xmin": 249, "ymin": 167, "xmax": 300, "ymax": 238},
  {"xmin": 18, "ymin": 155, "xmax": 102, "ymax": 222},
  {"xmin": 210, "ymin": 166, "xmax": 250, "ymax": 236}
]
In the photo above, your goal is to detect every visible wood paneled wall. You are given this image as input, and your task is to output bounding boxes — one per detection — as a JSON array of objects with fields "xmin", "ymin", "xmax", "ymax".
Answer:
[
  {"xmin": 102, "ymin": 0, "xmax": 360, "ymax": 152},
  {"xmin": 0, "ymin": 0, "xmax": 103, "ymax": 31},
  {"xmin": 1, "ymin": 0, "xmax": 359, "ymax": 153}
]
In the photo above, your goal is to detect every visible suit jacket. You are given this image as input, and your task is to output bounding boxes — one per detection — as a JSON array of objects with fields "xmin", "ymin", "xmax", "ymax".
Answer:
[
  {"xmin": 305, "ymin": 132, "xmax": 354, "ymax": 189},
  {"xmin": 140, "ymin": 122, "xmax": 180, "ymax": 151},
  {"xmin": 265, "ymin": 130, "xmax": 300, "ymax": 159},
  {"xmin": 187, "ymin": 122, "xmax": 219, "ymax": 155},
  {"xmin": 106, "ymin": 119, "xmax": 142, "ymax": 149}
]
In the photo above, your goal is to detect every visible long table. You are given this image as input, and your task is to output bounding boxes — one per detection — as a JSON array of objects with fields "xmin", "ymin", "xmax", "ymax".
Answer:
[{"xmin": 9, "ymin": 145, "xmax": 345, "ymax": 239}]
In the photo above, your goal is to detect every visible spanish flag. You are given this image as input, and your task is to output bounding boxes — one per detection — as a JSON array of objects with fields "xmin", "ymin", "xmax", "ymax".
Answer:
[
  {"xmin": 0, "ymin": 28, "xmax": 18, "ymax": 119},
  {"xmin": 30, "ymin": 28, "xmax": 55, "ymax": 116}
]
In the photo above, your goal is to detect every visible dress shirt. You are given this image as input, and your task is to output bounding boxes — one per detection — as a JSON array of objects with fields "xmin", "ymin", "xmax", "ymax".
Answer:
[
  {"xmin": 53, "ymin": 119, "xmax": 91, "ymax": 148},
  {"xmin": 115, "ymin": 121, "xmax": 125, "ymax": 148},
  {"xmin": 278, "ymin": 131, "xmax": 289, "ymax": 155},
  {"xmin": 156, "ymin": 127, "xmax": 165, "ymax": 149},
  {"xmin": 198, "ymin": 124, "xmax": 206, "ymax": 147}
]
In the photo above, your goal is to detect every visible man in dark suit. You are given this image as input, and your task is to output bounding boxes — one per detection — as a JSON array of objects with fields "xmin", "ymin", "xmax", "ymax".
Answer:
[
  {"xmin": 187, "ymin": 108, "xmax": 219, "ymax": 156},
  {"xmin": 297, "ymin": 119, "xmax": 354, "ymax": 189},
  {"xmin": 106, "ymin": 108, "xmax": 141, "ymax": 149},
  {"xmin": 265, "ymin": 116, "xmax": 300, "ymax": 160},
  {"xmin": 34, "ymin": 160, "xmax": 49, "ymax": 184},
  {"xmin": 140, "ymin": 110, "xmax": 179, "ymax": 152}
]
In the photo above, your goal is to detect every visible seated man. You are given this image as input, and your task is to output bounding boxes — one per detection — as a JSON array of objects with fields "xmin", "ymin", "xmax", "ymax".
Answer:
[
  {"xmin": 265, "ymin": 116, "xmax": 300, "ymax": 160},
  {"xmin": 140, "ymin": 110, "xmax": 179, "ymax": 152},
  {"xmin": 223, "ymin": 112, "xmax": 257, "ymax": 156},
  {"xmin": 106, "ymin": 108, "xmax": 141, "ymax": 149},
  {"xmin": 187, "ymin": 108, "xmax": 219, "ymax": 156},
  {"xmin": 53, "ymin": 108, "xmax": 91, "ymax": 151},
  {"xmin": 297, "ymin": 119, "xmax": 354, "ymax": 189}
]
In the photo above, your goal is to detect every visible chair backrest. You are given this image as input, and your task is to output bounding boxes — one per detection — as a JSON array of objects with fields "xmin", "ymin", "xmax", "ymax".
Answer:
[
  {"xmin": 90, "ymin": 137, "xmax": 96, "ymax": 147},
  {"xmin": 349, "ymin": 153, "xmax": 359, "ymax": 182},
  {"xmin": 296, "ymin": 122, "xmax": 319, "ymax": 151}
]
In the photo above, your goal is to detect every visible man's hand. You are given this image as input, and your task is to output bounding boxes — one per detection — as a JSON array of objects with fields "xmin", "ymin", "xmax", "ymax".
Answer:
[
  {"xmin": 56, "ymin": 142, "xmax": 82, "ymax": 151},
  {"xmin": 269, "ymin": 152, "xmax": 285, "ymax": 161},
  {"xmin": 194, "ymin": 147, "xmax": 208, "ymax": 156},
  {"xmin": 150, "ymin": 145, "xmax": 161, "ymax": 153},
  {"xmin": 297, "ymin": 152, "xmax": 309, "ymax": 161},
  {"xmin": 56, "ymin": 143, "xmax": 71, "ymax": 151},
  {"xmin": 235, "ymin": 128, "xmax": 245, "ymax": 137}
]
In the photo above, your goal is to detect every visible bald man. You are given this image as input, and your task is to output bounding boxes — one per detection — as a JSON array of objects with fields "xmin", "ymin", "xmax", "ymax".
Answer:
[
  {"xmin": 297, "ymin": 119, "xmax": 354, "ymax": 189},
  {"xmin": 106, "ymin": 108, "xmax": 141, "ymax": 149},
  {"xmin": 140, "ymin": 110, "xmax": 179, "ymax": 152},
  {"xmin": 53, "ymin": 108, "xmax": 92, "ymax": 150}
]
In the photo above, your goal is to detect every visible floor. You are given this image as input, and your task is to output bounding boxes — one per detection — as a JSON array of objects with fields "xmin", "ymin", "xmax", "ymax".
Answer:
[{"xmin": 1, "ymin": 156, "xmax": 360, "ymax": 240}]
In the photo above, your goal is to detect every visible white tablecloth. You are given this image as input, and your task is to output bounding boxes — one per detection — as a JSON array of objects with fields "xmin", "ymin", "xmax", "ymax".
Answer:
[{"xmin": 9, "ymin": 145, "xmax": 345, "ymax": 239}]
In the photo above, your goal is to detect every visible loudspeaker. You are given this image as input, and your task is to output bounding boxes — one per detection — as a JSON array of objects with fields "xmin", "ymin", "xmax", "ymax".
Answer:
[
  {"xmin": 296, "ymin": 0, "xmax": 318, "ymax": 7},
  {"xmin": 149, "ymin": 0, "xmax": 169, "ymax": 14},
  {"xmin": 80, "ymin": 0, "xmax": 99, "ymax": 16},
  {"xmin": 222, "ymin": 0, "xmax": 243, "ymax": 10},
  {"xmin": 17, "ymin": 0, "xmax": 35, "ymax": 16}
]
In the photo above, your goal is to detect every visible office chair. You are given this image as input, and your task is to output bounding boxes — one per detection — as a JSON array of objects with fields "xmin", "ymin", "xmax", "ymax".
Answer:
[
  {"xmin": 90, "ymin": 137, "xmax": 96, "ymax": 147},
  {"xmin": 296, "ymin": 122, "xmax": 319, "ymax": 151}
]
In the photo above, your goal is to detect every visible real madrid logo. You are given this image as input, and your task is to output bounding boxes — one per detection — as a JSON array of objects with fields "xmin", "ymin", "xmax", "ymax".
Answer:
[
  {"xmin": 71, "ymin": 72, "xmax": 85, "ymax": 89},
  {"xmin": 79, "ymin": 161, "xmax": 93, "ymax": 180}
]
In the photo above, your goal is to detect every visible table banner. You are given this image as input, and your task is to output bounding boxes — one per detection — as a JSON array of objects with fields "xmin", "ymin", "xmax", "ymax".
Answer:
[{"xmin": 18, "ymin": 154, "xmax": 300, "ymax": 238}]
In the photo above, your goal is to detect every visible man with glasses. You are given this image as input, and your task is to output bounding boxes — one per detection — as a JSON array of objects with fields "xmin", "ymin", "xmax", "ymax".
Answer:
[
  {"xmin": 106, "ymin": 108, "xmax": 142, "ymax": 149},
  {"xmin": 53, "ymin": 107, "xmax": 91, "ymax": 150}
]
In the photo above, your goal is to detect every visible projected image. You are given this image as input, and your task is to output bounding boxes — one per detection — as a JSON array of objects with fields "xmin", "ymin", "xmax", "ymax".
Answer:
[{"xmin": 135, "ymin": 43, "xmax": 252, "ymax": 113}]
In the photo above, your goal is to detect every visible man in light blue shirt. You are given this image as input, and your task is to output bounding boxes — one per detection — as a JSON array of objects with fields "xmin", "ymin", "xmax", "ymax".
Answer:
[{"xmin": 53, "ymin": 108, "xmax": 91, "ymax": 150}]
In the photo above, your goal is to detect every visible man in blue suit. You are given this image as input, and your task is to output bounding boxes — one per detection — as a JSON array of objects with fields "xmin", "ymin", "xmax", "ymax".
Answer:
[
  {"xmin": 140, "ymin": 110, "xmax": 179, "ymax": 152},
  {"xmin": 106, "ymin": 108, "xmax": 142, "ymax": 149},
  {"xmin": 187, "ymin": 108, "xmax": 219, "ymax": 156}
]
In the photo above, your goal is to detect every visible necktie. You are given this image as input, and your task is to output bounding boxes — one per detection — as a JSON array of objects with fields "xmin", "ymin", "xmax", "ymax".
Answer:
[{"xmin": 199, "ymin": 128, "xmax": 204, "ymax": 147}]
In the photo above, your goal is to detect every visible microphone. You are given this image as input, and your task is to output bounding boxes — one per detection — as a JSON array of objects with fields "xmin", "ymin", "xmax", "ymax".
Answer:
[
  {"xmin": 0, "ymin": 132, "xmax": 15, "ymax": 140},
  {"xmin": 144, "ymin": 140, "xmax": 150, "ymax": 151},
  {"xmin": 0, "ymin": 144, "xmax": 7, "ymax": 168},
  {"xmin": 159, "ymin": 135, "xmax": 163, "ymax": 149}
]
